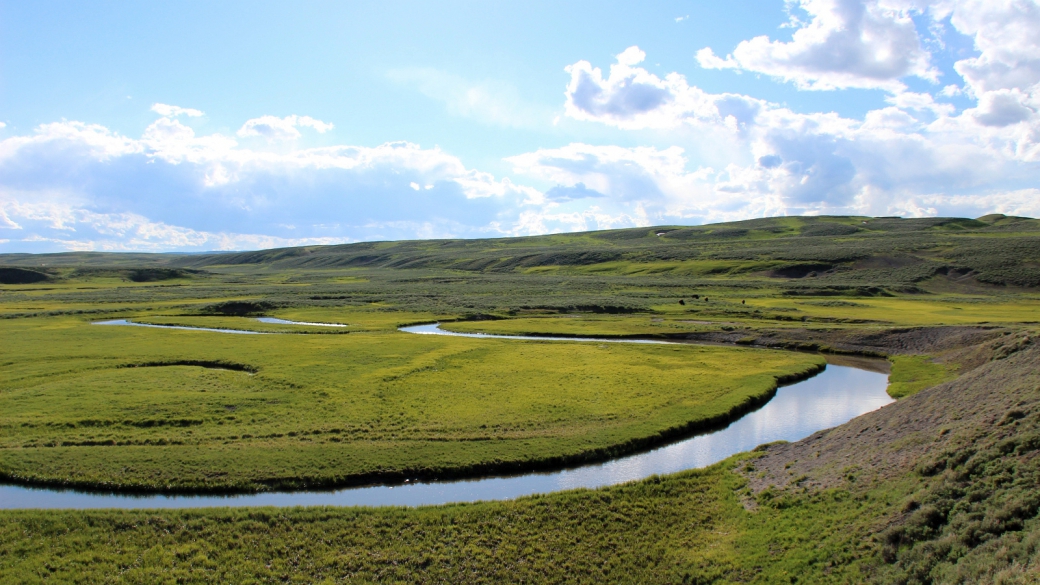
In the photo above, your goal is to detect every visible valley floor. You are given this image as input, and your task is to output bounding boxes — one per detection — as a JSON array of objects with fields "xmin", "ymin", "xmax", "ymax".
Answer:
[
  {"xmin": 2, "ymin": 340, "xmax": 1038, "ymax": 584},
  {"xmin": 3, "ymin": 216, "xmax": 1040, "ymax": 583}
]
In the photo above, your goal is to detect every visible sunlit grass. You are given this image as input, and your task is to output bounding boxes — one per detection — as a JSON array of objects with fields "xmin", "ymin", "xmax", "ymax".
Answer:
[
  {"xmin": 0, "ymin": 314, "xmax": 821, "ymax": 491},
  {"xmin": 0, "ymin": 458, "xmax": 883, "ymax": 583},
  {"xmin": 754, "ymin": 296, "xmax": 1040, "ymax": 325},
  {"xmin": 886, "ymin": 355, "xmax": 960, "ymax": 398}
]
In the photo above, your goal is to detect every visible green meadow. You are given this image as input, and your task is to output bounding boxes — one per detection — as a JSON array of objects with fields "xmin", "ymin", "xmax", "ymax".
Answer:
[
  {"xmin": 0, "ymin": 460, "xmax": 886, "ymax": 584},
  {"xmin": 443, "ymin": 297, "xmax": 1040, "ymax": 337},
  {"xmin": 2, "ymin": 215, "xmax": 1040, "ymax": 582},
  {"xmin": 0, "ymin": 312, "xmax": 821, "ymax": 492}
]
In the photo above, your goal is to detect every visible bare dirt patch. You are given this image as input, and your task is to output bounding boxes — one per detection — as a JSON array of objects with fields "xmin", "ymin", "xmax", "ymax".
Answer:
[
  {"xmin": 743, "ymin": 338, "xmax": 1038, "ymax": 493},
  {"xmin": 676, "ymin": 325, "xmax": 1007, "ymax": 357}
]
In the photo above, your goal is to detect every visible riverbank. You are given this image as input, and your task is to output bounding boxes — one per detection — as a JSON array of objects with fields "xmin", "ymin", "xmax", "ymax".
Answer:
[
  {"xmin": 0, "ymin": 314, "xmax": 825, "ymax": 494},
  {"xmin": 1, "ymin": 364, "xmax": 889, "ymax": 508},
  {"xmin": 2, "ymin": 342, "xmax": 1034, "ymax": 583}
]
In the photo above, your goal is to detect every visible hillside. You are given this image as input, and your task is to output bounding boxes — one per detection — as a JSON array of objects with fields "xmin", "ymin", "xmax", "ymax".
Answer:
[{"xmin": 3, "ymin": 215, "xmax": 1040, "ymax": 290}]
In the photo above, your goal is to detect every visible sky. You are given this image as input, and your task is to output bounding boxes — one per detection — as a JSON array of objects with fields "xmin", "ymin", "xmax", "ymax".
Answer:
[{"xmin": 1, "ymin": 0, "xmax": 1039, "ymax": 253}]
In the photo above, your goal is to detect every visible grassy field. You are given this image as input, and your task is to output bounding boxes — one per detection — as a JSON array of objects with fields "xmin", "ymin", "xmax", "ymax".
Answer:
[
  {"xmin": 2, "ymin": 215, "xmax": 1040, "ymax": 583},
  {"xmin": 4, "ymin": 395, "xmax": 1035, "ymax": 582},
  {"xmin": 0, "ymin": 458, "xmax": 886, "ymax": 584},
  {"xmin": 0, "ymin": 313, "xmax": 822, "ymax": 492},
  {"xmin": 442, "ymin": 297, "xmax": 1040, "ymax": 338},
  {"xmin": 885, "ymin": 355, "xmax": 961, "ymax": 399}
]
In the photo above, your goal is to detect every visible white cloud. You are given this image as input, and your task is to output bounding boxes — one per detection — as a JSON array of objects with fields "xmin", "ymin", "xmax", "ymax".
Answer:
[
  {"xmin": 915, "ymin": 187, "xmax": 1040, "ymax": 218},
  {"xmin": 151, "ymin": 103, "xmax": 204, "ymax": 117},
  {"xmin": 0, "ymin": 114, "xmax": 540, "ymax": 252},
  {"xmin": 0, "ymin": 202, "xmax": 352, "ymax": 252},
  {"xmin": 970, "ymin": 88, "xmax": 1037, "ymax": 126},
  {"xmin": 506, "ymin": 129, "xmax": 1040, "ymax": 226},
  {"xmin": 942, "ymin": 0, "xmax": 1040, "ymax": 96},
  {"xmin": 551, "ymin": 39, "xmax": 1040, "ymax": 222},
  {"xmin": 508, "ymin": 144, "xmax": 779, "ymax": 223},
  {"xmin": 564, "ymin": 46, "xmax": 761, "ymax": 130},
  {"xmin": 507, "ymin": 206, "xmax": 652, "ymax": 237},
  {"xmin": 508, "ymin": 143, "xmax": 707, "ymax": 204},
  {"xmin": 884, "ymin": 91, "xmax": 955, "ymax": 115},
  {"xmin": 0, "ymin": 206, "xmax": 21, "ymax": 229},
  {"xmin": 237, "ymin": 115, "xmax": 334, "ymax": 141},
  {"xmin": 697, "ymin": 0, "xmax": 936, "ymax": 91}
]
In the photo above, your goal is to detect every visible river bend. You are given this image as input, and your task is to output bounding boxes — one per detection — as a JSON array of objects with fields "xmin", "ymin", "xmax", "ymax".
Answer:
[{"xmin": 0, "ymin": 322, "xmax": 892, "ymax": 509}]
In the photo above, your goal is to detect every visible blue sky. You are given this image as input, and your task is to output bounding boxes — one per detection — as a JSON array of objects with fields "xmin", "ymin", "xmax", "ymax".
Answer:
[{"xmin": 2, "ymin": 0, "xmax": 1039, "ymax": 252}]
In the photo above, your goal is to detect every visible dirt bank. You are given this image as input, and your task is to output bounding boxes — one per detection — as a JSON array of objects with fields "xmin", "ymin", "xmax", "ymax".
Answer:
[
  {"xmin": 678, "ymin": 325, "xmax": 1009, "ymax": 357},
  {"xmin": 745, "ymin": 333, "xmax": 1036, "ymax": 493}
]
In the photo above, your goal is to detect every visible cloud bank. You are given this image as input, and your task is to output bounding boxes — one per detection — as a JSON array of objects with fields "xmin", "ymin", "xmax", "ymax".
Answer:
[
  {"xmin": 0, "ymin": 112, "xmax": 541, "ymax": 252},
  {"xmin": 550, "ymin": 0, "xmax": 1040, "ymax": 225}
]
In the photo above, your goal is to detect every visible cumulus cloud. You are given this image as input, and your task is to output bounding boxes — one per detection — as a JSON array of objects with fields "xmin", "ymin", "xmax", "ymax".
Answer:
[
  {"xmin": 506, "ymin": 206, "xmax": 653, "ymax": 236},
  {"xmin": 151, "ymin": 103, "xmax": 204, "ymax": 117},
  {"xmin": 237, "ymin": 115, "xmax": 335, "ymax": 141},
  {"xmin": 692, "ymin": 0, "xmax": 1040, "ymax": 136},
  {"xmin": 943, "ymin": 0, "xmax": 1040, "ymax": 95},
  {"xmin": 697, "ymin": 0, "xmax": 936, "ymax": 91},
  {"xmin": 0, "ymin": 206, "xmax": 21, "ymax": 229},
  {"xmin": 0, "ymin": 110, "xmax": 541, "ymax": 252},
  {"xmin": 970, "ymin": 88, "xmax": 1037, "ymax": 126},
  {"xmin": 552, "ymin": 37, "xmax": 1040, "ymax": 222},
  {"xmin": 564, "ymin": 45, "xmax": 763, "ymax": 130},
  {"xmin": 509, "ymin": 144, "xmax": 705, "ymax": 204}
]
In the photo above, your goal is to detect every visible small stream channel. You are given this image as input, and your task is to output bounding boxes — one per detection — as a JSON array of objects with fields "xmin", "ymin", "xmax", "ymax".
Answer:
[{"xmin": 0, "ymin": 322, "xmax": 893, "ymax": 509}]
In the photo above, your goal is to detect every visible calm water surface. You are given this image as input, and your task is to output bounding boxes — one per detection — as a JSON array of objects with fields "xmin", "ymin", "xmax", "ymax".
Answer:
[
  {"xmin": 93, "ymin": 319, "xmax": 265, "ymax": 334},
  {"xmin": 255, "ymin": 317, "xmax": 347, "ymax": 327},
  {"xmin": 1, "ymin": 323, "xmax": 892, "ymax": 509}
]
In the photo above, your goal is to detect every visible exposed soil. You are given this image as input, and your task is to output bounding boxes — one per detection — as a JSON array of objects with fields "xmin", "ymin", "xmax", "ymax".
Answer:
[
  {"xmin": 120, "ymin": 360, "xmax": 259, "ymax": 374},
  {"xmin": 743, "ymin": 332, "xmax": 1037, "ymax": 494},
  {"xmin": 675, "ymin": 325, "xmax": 1008, "ymax": 357}
]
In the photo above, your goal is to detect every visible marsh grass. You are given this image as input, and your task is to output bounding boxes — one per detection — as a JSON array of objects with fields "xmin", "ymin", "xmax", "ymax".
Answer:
[
  {"xmin": 886, "ymin": 356, "xmax": 961, "ymax": 399},
  {"xmin": 0, "ymin": 458, "xmax": 884, "ymax": 584},
  {"xmin": 2, "ymin": 215, "xmax": 1040, "ymax": 582},
  {"xmin": 0, "ymin": 314, "xmax": 821, "ymax": 492}
]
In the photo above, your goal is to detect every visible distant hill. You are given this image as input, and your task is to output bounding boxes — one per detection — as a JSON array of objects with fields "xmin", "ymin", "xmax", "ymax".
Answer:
[{"xmin": 2, "ymin": 215, "xmax": 1039, "ymax": 289}]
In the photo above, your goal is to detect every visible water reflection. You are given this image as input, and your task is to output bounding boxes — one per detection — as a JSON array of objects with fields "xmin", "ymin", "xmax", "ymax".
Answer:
[
  {"xmin": 95, "ymin": 318, "xmax": 347, "ymax": 333},
  {"xmin": 401, "ymin": 322, "xmax": 671, "ymax": 344},
  {"xmin": 93, "ymin": 319, "xmax": 265, "ymax": 334},
  {"xmin": 0, "ymin": 364, "xmax": 890, "ymax": 509},
  {"xmin": 255, "ymin": 317, "xmax": 346, "ymax": 327}
]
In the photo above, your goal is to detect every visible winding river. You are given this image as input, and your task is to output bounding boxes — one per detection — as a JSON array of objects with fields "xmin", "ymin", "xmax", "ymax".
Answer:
[{"xmin": 0, "ymin": 321, "xmax": 893, "ymax": 509}]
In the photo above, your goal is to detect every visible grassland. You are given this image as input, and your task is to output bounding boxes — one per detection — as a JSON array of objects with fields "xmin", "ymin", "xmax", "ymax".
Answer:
[
  {"xmin": 0, "ymin": 312, "xmax": 822, "ymax": 492},
  {"xmin": 2, "ymin": 343, "xmax": 1038, "ymax": 583},
  {"xmin": 441, "ymin": 295, "xmax": 1040, "ymax": 338},
  {"xmin": 2, "ymin": 214, "xmax": 1040, "ymax": 583},
  {"xmin": 885, "ymin": 356, "xmax": 961, "ymax": 399},
  {"xmin": 0, "ymin": 459, "xmax": 881, "ymax": 584}
]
